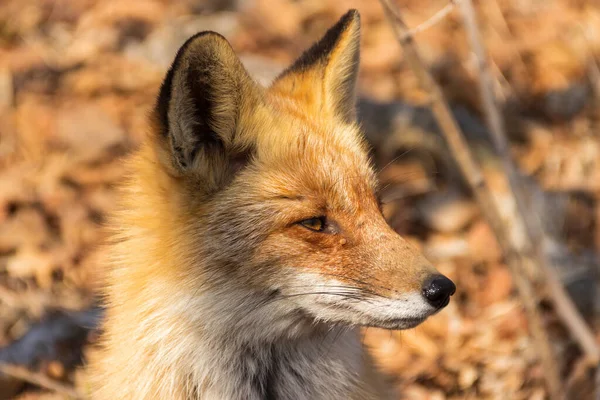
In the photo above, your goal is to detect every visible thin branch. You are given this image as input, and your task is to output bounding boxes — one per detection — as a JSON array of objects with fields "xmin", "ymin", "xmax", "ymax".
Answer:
[
  {"xmin": 459, "ymin": 0, "xmax": 600, "ymax": 365},
  {"xmin": 460, "ymin": 0, "xmax": 543, "ymax": 243},
  {"xmin": 579, "ymin": 23, "xmax": 600, "ymax": 101},
  {"xmin": 489, "ymin": 58, "xmax": 512, "ymax": 102},
  {"xmin": 586, "ymin": 53, "xmax": 600, "ymax": 100},
  {"xmin": 401, "ymin": 0, "xmax": 457, "ymax": 41},
  {"xmin": 0, "ymin": 363, "xmax": 83, "ymax": 399},
  {"xmin": 378, "ymin": 0, "xmax": 564, "ymax": 398},
  {"xmin": 483, "ymin": 0, "xmax": 529, "ymax": 98}
]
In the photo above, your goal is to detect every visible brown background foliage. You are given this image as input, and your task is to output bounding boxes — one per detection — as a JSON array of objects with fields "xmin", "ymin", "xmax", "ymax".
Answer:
[{"xmin": 1, "ymin": 0, "xmax": 600, "ymax": 398}]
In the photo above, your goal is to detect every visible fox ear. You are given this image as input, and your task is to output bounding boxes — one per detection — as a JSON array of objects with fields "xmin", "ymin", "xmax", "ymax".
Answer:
[
  {"xmin": 271, "ymin": 10, "xmax": 360, "ymax": 123},
  {"xmin": 155, "ymin": 32, "xmax": 262, "ymax": 182}
]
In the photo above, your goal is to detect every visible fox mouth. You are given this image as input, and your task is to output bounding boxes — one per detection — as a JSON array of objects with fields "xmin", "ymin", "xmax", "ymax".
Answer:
[
  {"xmin": 359, "ymin": 316, "xmax": 428, "ymax": 330},
  {"xmin": 316, "ymin": 310, "xmax": 432, "ymax": 330},
  {"xmin": 353, "ymin": 296, "xmax": 448, "ymax": 330},
  {"xmin": 299, "ymin": 296, "xmax": 439, "ymax": 331}
]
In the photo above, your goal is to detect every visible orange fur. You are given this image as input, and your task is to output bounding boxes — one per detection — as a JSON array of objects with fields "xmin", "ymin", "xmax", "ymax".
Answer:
[{"xmin": 88, "ymin": 10, "xmax": 454, "ymax": 399}]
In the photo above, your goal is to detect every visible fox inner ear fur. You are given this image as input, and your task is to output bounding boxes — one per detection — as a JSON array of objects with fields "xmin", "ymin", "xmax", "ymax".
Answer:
[
  {"xmin": 155, "ymin": 32, "xmax": 262, "ymax": 184},
  {"xmin": 271, "ymin": 9, "xmax": 360, "ymax": 123}
]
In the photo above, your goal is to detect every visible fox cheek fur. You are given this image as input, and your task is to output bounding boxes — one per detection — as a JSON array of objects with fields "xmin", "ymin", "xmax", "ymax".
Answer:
[{"xmin": 89, "ymin": 9, "xmax": 455, "ymax": 400}]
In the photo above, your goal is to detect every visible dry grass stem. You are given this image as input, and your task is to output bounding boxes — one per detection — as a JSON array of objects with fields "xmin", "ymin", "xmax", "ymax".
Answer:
[
  {"xmin": 401, "ymin": 0, "xmax": 457, "ymax": 41},
  {"xmin": 459, "ymin": 0, "xmax": 600, "ymax": 367},
  {"xmin": 379, "ymin": 0, "xmax": 565, "ymax": 398}
]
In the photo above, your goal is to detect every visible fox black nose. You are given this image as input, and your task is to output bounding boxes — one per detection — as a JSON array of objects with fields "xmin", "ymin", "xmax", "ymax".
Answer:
[{"xmin": 422, "ymin": 275, "xmax": 456, "ymax": 309}]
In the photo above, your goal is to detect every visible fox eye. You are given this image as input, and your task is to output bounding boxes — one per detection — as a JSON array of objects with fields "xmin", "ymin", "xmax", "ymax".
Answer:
[{"xmin": 299, "ymin": 217, "xmax": 326, "ymax": 232}]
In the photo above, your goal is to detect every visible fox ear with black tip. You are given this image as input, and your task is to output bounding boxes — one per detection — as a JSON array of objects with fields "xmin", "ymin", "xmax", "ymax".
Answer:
[
  {"xmin": 270, "ymin": 10, "xmax": 361, "ymax": 123},
  {"xmin": 154, "ymin": 32, "xmax": 263, "ymax": 190}
]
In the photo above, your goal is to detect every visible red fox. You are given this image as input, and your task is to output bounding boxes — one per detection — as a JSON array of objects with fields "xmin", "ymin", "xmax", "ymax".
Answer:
[{"xmin": 88, "ymin": 9, "xmax": 455, "ymax": 399}]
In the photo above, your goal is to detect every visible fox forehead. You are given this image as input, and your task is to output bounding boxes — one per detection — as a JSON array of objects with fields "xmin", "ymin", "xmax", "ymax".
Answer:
[
  {"xmin": 243, "ymin": 92, "xmax": 369, "ymax": 158},
  {"xmin": 237, "ymin": 96, "xmax": 378, "ymax": 210}
]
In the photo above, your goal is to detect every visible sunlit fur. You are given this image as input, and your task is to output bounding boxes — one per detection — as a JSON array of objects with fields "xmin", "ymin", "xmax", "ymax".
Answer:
[{"xmin": 88, "ymin": 10, "xmax": 444, "ymax": 399}]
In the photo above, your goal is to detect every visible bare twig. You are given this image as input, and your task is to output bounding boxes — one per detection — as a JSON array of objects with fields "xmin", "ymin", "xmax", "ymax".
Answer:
[
  {"xmin": 0, "ymin": 363, "xmax": 83, "ymax": 399},
  {"xmin": 378, "ymin": 0, "xmax": 564, "ymax": 398},
  {"xmin": 547, "ymin": 269, "xmax": 600, "ymax": 365},
  {"xmin": 459, "ymin": 0, "xmax": 544, "ymax": 245},
  {"xmin": 579, "ymin": 23, "xmax": 600, "ymax": 100},
  {"xmin": 401, "ymin": 0, "xmax": 457, "ymax": 41},
  {"xmin": 586, "ymin": 54, "xmax": 600, "ymax": 100},
  {"xmin": 488, "ymin": 58, "xmax": 509, "ymax": 101},
  {"xmin": 459, "ymin": 0, "xmax": 600, "ymax": 366},
  {"xmin": 483, "ymin": 0, "xmax": 529, "ymax": 97}
]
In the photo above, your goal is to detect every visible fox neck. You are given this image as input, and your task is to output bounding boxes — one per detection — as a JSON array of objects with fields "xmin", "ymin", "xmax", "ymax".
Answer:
[
  {"xmin": 129, "ymin": 276, "xmax": 366, "ymax": 399},
  {"xmin": 192, "ymin": 310, "xmax": 364, "ymax": 399}
]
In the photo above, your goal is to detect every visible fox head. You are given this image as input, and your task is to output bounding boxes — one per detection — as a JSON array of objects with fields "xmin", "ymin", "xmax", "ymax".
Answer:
[{"xmin": 136, "ymin": 9, "xmax": 454, "ymax": 336}]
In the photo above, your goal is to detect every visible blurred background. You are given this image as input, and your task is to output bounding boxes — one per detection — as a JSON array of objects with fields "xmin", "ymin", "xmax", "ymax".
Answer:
[{"xmin": 1, "ymin": 0, "xmax": 600, "ymax": 399}]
